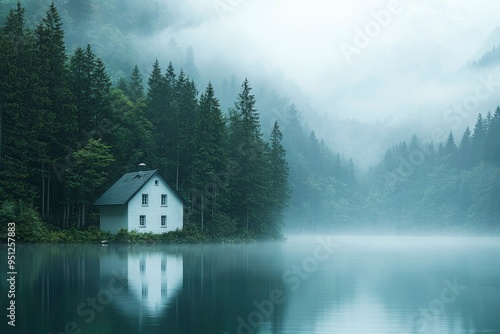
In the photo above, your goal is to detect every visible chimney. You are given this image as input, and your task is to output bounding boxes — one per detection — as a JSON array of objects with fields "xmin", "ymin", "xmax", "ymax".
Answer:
[{"xmin": 138, "ymin": 163, "xmax": 146, "ymax": 176}]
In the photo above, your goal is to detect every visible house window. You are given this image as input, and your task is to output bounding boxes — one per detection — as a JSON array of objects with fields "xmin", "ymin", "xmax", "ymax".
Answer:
[
  {"xmin": 139, "ymin": 215, "xmax": 146, "ymax": 227},
  {"xmin": 155, "ymin": 180, "xmax": 159, "ymax": 186},
  {"xmin": 161, "ymin": 194, "xmax": 167, "ymax": 206},
  {"xmin": 161, "ymin": 215, "xmax": 167, "ymax": 228},
  {"xmin": 142, "ymin": 194, "xmax": 148, "ymax": 206}
]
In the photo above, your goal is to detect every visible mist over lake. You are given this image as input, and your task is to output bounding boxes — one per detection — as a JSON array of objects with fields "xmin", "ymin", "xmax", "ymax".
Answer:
[{"xmin": 1, "ymin": 236, "xmax": 499, "ymax": 334}]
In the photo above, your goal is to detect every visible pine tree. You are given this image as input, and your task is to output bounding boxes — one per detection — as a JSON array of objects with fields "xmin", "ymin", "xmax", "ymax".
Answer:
[
  {"xmin": 91, "ymin": 57, "xmax": 112, "ymax": 131},
  {"xmin": 129, "ymin": 65, "xmax": 144, "ymax": 103},
  {"xmin": 116, "ymin": 77, "xmax": 129, "ymax": 96},
  {"xmin": 191, "ymin": 82, "xmax": 228, "ymax": 231},
  {"xmin": 266, "ymin": 121, "xmax": 290, "ymax": 236},
  {"xmin": 145, "ymin": 60, "xmax": 169, "ymax": 176},
  {"xmin": 147, "ymin": 60, "xmax": 164, "ymax": 100},
  {"xmin": 69, "ymin": 45, "xmax": 111, "ymax": 137},
  {"xmin": 3, "ymin": 2, "xmax": 25, "ymax": 40},
  {"xmin": 174, "ymin": 69, "xmax": 197, "ymax": 190},
  {"xmin": 308, "ymin": 131, "xmax": 322, "ymax": 174},
  {"xmin": 458, "ymin": 126, "xmax": 472, "ymax": 169},
  {"xmin": 228, "ymin": 79, "xmax": 269, "ymax": 235},
  {"xmin": 69, "ymin": 45, "xmax": 94, "ymax": 134},
  {"xmin": 485, "ymin": 111, "xmax": 493, "ymax": 133},
  {"xmin": 1, "ymin": 3, "xmax": 51, "ymax": 210},
  {"xmin": 443, "ymin": 132, "xmax": 458, "ymax": 166},
  {"xmin": 484, "ymin": 107, "xmax": 500, "ymax": 165},
  {"xmin": 0, "ymin": 12, "xmax": 29, "ymax": 202},
  {"xmin": 471, "ymin": 113, "xmax": 486, "ymax": 165},
  {"xmin": 283, "ymin": 104, "xmax": 304, "ymax": 147},
  {"xmin": 165, "ymin": 62, "xmax": 176, "ymax": 95},
  {"xmin": 35, "ymin": 2, "xmax": 77, "ymax": 221}
]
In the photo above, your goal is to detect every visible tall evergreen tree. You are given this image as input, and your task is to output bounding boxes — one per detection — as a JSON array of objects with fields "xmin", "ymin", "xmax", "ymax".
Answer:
[
  {"xmin": 1, "ymin": 3, "xmax": 51, "ymax": 211},
  {"xmin": 165, "ymin": 62, "xmax": 176, "ymax": 94},
  {"xmin": 69, "ymin": 45, "xmax": 111, "ymax": 137},
  {"xmin": 307, "ymin": 131, "xmax": 323, "ymax": 174},
  {"xmin": 145, "ymin": 60, "xmax": 169, "ymax": 176},
  {"xmin": 36, "ymin": 2, "xmax": 77, "ymax": 221},
  {"xmin": 129, "ymin": 65, "xmax": 144, "ymax": 103},
  {"xmin": 265, "ymin": 121, "xmax": 290, "ymax": 236},
  {"xmin": 228, "ymin": 79, "xmax": 268, "ymax": 235},
  {"xmin": 91, "ymin": 57, "xmax": 112, "ymax": 131},
  {"xmin": 191, "ymin": 82, "xmax": 228, "ymax": 230},
  {"xmin": 443, "ymin": 132, "xmax": 458, "ymax": 165},
  {"xmin": 485, "ymin": 111, "xmax": 493, "ymax": 133},
  {"xmin": 458, "ymin": 126, "xmax": 472, "ymax": 169},
  {"xmin": 484, "ymin": 107, "xmax": 500, "ymax": 165},
  {"xmin": 69, "ymin": 45, "xmax": 94, "ymax": 134},
  {"xmin": 174, "ymin": 70, "xmax": 197, "ymax": 190},
  {"xmin": 471, "ymin": 113, "xmax": 486, "ymax": 165},
  {"xmin": 0, "ymin": 8, "xmax": 32, "ymax": 202},
  {"xmin": 3, "ymin": 1, "xmax": 25, "ymax": 39}
]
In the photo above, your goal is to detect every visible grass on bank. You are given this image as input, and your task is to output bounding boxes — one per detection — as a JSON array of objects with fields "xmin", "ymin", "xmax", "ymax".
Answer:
[{"xmin": 0, "ymin": 201, "xmax": 254, "ymax": 244}]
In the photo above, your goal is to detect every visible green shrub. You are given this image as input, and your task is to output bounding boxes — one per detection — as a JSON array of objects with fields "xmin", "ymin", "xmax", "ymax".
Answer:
[{"xmin": 0, "ymin": 201, "xmax": 50, "ymax": 242}]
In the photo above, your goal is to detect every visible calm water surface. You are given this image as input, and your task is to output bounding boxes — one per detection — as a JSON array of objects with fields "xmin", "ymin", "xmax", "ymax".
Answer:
[{"xmin": 1, "ymin": 236, "xmax": 500, "ymax": 334}]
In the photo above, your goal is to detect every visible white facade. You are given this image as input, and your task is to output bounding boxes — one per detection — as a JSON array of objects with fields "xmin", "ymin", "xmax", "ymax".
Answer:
[
  {"xmin": 127, "ymin": 176, "xmax": 184, "ymax": 233},
  {"xmin": 99, "ymin": 174, "xmax": 184, "ymax": 234},
  {"xmin": 100, "ymin": 206, "xmax": 128, "ymax": 234}
]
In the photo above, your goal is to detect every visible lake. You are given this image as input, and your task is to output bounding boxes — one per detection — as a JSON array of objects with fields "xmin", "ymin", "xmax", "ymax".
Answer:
[{"xmin": 2, "ymin": 236, "xmax": 500, "ymax": 334}]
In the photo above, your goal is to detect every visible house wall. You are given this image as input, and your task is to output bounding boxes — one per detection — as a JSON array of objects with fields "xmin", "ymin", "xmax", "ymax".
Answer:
[
  {"xmin": 127, "ymin": 177, "xmax": 184, "ymax": 233},
  {"xmin": 99, "ymin": 205, "xmax": 128, "ymax": 233}
]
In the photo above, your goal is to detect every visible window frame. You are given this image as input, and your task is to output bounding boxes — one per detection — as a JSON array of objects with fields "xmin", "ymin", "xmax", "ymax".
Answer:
[
  {"xmin": 139, "ymin": 215, "xmax": 146, "ymax": 228},
  {"xmin": 161, "ymin": 194, "xmax": 168, "ymax": 207},
  {"xmin": 142, "ymin": 194, "xmax": 149, "ymax": 206}
]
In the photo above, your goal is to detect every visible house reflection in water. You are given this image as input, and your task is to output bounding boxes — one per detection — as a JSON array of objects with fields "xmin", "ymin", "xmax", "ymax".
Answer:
[{"xmin": 99, "ymin": 247, "xmax": 183, "ymax": 317}]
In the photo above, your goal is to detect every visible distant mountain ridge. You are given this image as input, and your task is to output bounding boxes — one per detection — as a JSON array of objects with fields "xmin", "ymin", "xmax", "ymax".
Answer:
[{"xmin": 470, "ymin": 27, "xmax": 500, "ymax": 67}]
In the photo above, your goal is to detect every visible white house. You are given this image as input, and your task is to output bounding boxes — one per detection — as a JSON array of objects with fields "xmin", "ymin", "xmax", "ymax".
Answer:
[{"xmin": 94, "ymin": 170, "xmax": 187, "ymax": 233}]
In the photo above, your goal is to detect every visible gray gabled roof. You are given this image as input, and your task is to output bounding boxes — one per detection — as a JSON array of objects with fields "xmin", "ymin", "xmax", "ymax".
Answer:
[{"xmin": 93, "ymin": 170, "xmax": 187, "ymax": 206}]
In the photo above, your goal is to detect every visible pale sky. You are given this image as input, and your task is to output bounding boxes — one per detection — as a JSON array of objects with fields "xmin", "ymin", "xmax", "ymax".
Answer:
[
  {"xmin": 134, "ymin": 0, "xmax": 500, "ymax": 166},
  {"xmin": 142, "ymin": 0, "xmax": 500, "ymax": 120}
]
